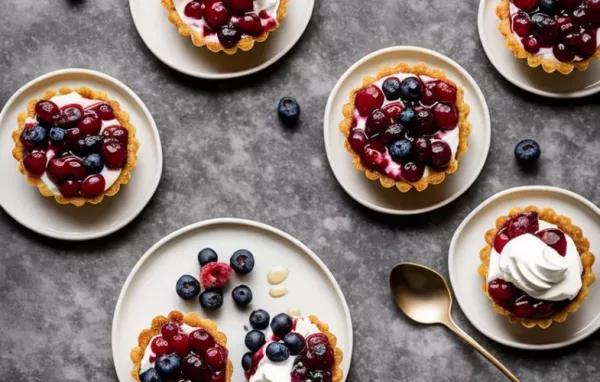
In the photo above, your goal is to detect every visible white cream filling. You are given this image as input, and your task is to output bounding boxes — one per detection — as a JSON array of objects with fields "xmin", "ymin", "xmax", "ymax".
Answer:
[
  {"xmin": 174, "ymin": 0, "xmax": 280, "ymax": 43},
  {"xmin": 487, "ymin": 220, "xmax": 583, "ymax": 301},
  {"xmin": 249, "ymin": 317, "xmax": 322, "ymax": 382},
  {"xmin": 26, "ymin": 92, "xmax": 122, "ymax": 195},
  {"xmin": 352, "ymin": 73, "xmax": 460, "ymax": 181},
  {"xmin": 509, "ymin": 3, "xmax": 600, "ymax": 62},
  {"xmin": 140, "ymin": 323, "xmax": 197, "ymax": 374}
]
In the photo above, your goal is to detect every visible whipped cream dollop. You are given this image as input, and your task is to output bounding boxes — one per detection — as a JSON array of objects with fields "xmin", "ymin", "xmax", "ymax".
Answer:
[
  {"xmin": 249, "ymin": 317, "xmax": 321, "ymax": 382},
  {"xmin": 140, "ymin": 323, "xmax": 196, "ymax": 373},
  {"xmin": 487, "ymin": 221, "xmax": 583, "ymax": 301}
]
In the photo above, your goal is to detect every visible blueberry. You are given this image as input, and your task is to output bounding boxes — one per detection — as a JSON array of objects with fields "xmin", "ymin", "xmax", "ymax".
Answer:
[
  {"xmin": 230, "ymin": 249, "xmax": 255, "ymax": 274},
  {"xmin": 266, "ymin": 342, "xmax": 290, "ymax": 362},
  {"xmin": 400, "ymin": 77, "xmax": 422, "ymax": 101},
  {"xmin": 176, "ymin": 274, "xmax": 201, "ymax": 300},
  {"xmin": 199, "ymin": 288, "xmax": 223, "ymax": 310},
  {"xmin": 382, "ymin": 77, "xmax": 402, "ymax": 101},
  {"xmin": 232, "ymin": 285, "xmax": 253, "ymax": 307},
  {"xmin": 73, "ymin": 135, "xmax": 102, "ymax": 156},
  {"xmin": 155, "ymin": 354, "xmax": 181, "ymax": 379},
  {"xmin": 388, "ymin": 139, "xmax": 412, "ymax": 162},
  {"xmin": 245, "ymin": 330, "xmax": 266, "ymax": 352},
  {"xmin": 283, "ymin": 332, "xmax": 306, "ymax": 355},
  {"xmin": 270, "ymin": 313, "xmax": 293, "ymax": 337},
  {"xmin": 249, "ymin": 309, "xmax": 270, "ymax": 330},
  {"xmin": 84, "ymin": 153, "xmax": 104, "ymax": 174},
  {"xmin": 398, "ymin": 107, "xmax": 416, "ymax": 129},
  {"xmin": 278, "ymin": 97, "xmax": 301, "ymax": 126},
  {"xmin": 198, "ymin": 248, "xmax": 218, "ymax": 267},
  {"xmin": 308, "ymin": 370, "xmax": 332, "ymax": 382},
  {"xmin": 49, "ymin": 127, "xmax": 67, "ymax": 146},
  {"xmin": 539, "ymin": 0, "xmax": 558, "ymax": 13},
  {"xmin": 515, "ymin": 139, "xmax": 541, "ymax": 163},
  {"xmin": 21, "ymin": 125, "xmax": 48, "ymax": 148},
  {"xmin": 140, "ymin": 368, "xmax": 162, "ymax": 382},
  {"xmin": 241, "ymin": 352, "xmax": 253, "ymax": 371}
]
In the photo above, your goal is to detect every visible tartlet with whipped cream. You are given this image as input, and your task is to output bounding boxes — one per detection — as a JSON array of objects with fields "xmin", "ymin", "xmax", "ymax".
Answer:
[
  {"xmin": 161, "ymin": 0, "xmax": 289, "ymax": 55},
  {"xmin": 478, "ymin": 206, "xmax": 595, "ymax": 328}
]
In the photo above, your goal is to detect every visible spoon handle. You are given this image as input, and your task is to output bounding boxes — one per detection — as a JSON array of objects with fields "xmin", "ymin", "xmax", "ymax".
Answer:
[{"xmin": 445, "ymin": 319, "xmax": 520, "ymax": 382}]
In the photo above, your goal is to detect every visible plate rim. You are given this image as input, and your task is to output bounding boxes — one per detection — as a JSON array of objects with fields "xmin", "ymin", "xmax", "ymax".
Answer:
[
  {"xmin": 128, "ymin": 0, "xmax": 315, "ymax": 80},
  {"xmin": 448, "ymin": 185, "xmax": 600, "ymax": 350},
  {"xmin": 323, "ymin": 45, "xmax": 492, "ymax": 215},
  {"xmin": 111, "ymin": 217, "xmax": 354, "ymax": 380},
  {"xmin": 0, "ymin": 68, "xmax": 163, "ymax": 241},
  {"xmin": 477, "ymin": 0, "xmax": 600, "ymax": 99}
]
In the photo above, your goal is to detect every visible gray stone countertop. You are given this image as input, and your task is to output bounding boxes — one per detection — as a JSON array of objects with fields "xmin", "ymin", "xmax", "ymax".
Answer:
[{"xmin": 2, "ymin": 0, "xmax": 600, "ymax": 381}]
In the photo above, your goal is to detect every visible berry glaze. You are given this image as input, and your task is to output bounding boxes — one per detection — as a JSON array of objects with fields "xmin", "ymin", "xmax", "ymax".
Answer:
[
  {"xmin": 20, "ymin": 92, "xmax": 128, "ymax": 198},
  {"xmin": 349, "ymin": 73, "xmax": 460, "ymax": 183},
  {"xmin": 247, "ymin": 317, "xmax": 334, "ymax": 382},
  {"xmin": 177, "ymin": 0, "xmax": 280, "ymax": 49},
  {"xmin": 486, "ymin": 211, "xmax": 584, "ymax": 319},
  {"xmin": 509, "ymin": 0, "xmax": 600, "ymax": 63}
]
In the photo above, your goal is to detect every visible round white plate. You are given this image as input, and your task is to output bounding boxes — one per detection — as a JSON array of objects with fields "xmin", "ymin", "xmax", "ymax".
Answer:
[
  {"xmin": 449, "ymin": 186, "xmax": 600, "ymax": 349},
  {"xmin": 324, "ymin": 46, "xmax": 491, "ymax": 215},
  {"xmin": 129, "ymin": 0, "xmax": 314, "ymax": 79},
  {"xmin": 478, "ymin": 0, "xmax": 600, "ymax": 98},
  {"xmin": 0, "ymin": 69, "xmax": 163, "ymax": 241},
  {"xmin": 112, "ymin": 218, "xmax": 353, "ymax": 381}
]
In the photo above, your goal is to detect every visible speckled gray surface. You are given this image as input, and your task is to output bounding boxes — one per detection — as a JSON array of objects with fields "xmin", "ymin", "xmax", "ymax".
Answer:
[{"xmin": 2, "ymin": 0, "xmax": 600, "ymax": 381}]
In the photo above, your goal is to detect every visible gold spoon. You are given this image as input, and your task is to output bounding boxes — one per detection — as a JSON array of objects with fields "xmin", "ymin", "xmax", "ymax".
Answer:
[{"xmin": 389, "ymin": 263, "xmax": 520, "ymax": 382}]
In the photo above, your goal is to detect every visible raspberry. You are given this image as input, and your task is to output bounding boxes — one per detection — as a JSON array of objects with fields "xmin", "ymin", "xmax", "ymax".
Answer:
[{"xmin": 200, "ymin": 262, "xmax": 233, "ymax": 289}]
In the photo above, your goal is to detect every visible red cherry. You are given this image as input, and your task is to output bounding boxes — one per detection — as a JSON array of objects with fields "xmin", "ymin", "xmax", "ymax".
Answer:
[
  {"xmin": 205, "ymin": 1, "xmax": 231, "ymax": 31},
  {"xmin": 161, "ymin": 322, "xmax": 180, "ymax": 341},
  {"xmin": 493, "ymin": 227, "xmax": 511, "ymax": 253},
  {"xmin": 35, "ymin": 100, "xmax": 61, "ymax": 125},
  {"xmin": 354, "ymin": 85, "xmax": 384, "ymax": 117},
  {"xmin": 364, "ymin": 109, "xmax": 393, "ymax": 137},
  {"xmin": 90, "ymin": 103, "xmax": 115, "ymax": 120},
  {"xmin": 553, "ymin": 43, "xmax": 577, "ymax": 62},
  {"xmin": 413, "ymin": 106, "xmax": 436, "ymax": 136},
  {"xmin": 586, "ymin": 0, "xmax": 600, "ymax": 22},
  {"xmin": 224, "ymin": 0, "xmax": 253, "ymax": 12},
  {"xmin": 401, "ymin": 161, "xmax": 425, "ymax": 182},
  {"xmin": 513, "ymin": 11, "xmax": 532, "ymax": 38},
  {"xmin": 533, "ymin": 301, "xmax": 555, "ymax": 317},
  {"xmin": 512, "ymin": 0, "xmax": 539, "ymax": 12},
  {"xmin": 347, "ymin": 129, "xmax": 368, "ymax": 154},
  {"xmin": 433, "ymin": 103, "xmax": 458, "ymax": 130},
  {"xmin": 421, "ymin": 81, "xmax": 438, "ymax": 106},
  {"xmin": 380, "ymin": 124, "xmax": 405, "ymax": 145},
  {"xmin": 522, "ymin": 35, "xmax": 541, "ymax": 54},
  {"xmin": 66, "ymin": 127, "xmax": 86, "ymax": 148},
  {"xmin": 182, "ymin": 353, "xmax": 212, "ymax": 381},
  {"xmin": 513, "ymin": 295, "xmax": 534, "ymax": 318},
  {"xmin": 78, "ymin": 115, "xmax": 102, "ymax": 136},
  {"xmin": 565, "ymin": 29, "xmax": 597, "ymax": 58},
  {"xmin": 101, "ymin": 140, "xmax": 127, "ymax": 169},
  {"xmin": 507, "ymin": 212, "xmax": 539, "ymax": 238},
  {"xmin": 81, "ymin": 175, "xmax": 105, "ymax": 197},
  {"xmin": 362, "ymin": 142, "xmax": 388, "ymax": 170},
  {"xmin": 433, "ymin": 81, "xmax": 457, "ymax": 104},
  {"xmin": 58, "ymin": 180, "xmax": 80, "ymax": 197},
  {"xmin": 555, "ymin": 16, "xmax": 576, "ymax": 37},
  {"xmin": 212, "ymin": 373, "xmax": 226, "ymax": 382},
  {"xmin": 303, "ymin": 343, "xmax": 334, "ymax": 370},
  {"xmin": 430, "ymin": 141, "xmax": 452, "ymax": 168},
  {"xmin": 102, "ymin": 125, "xmax": 129, "ymax": 145},
  {"xmin": 532, "ymin": 13, "xmax": 559, "ymax": 44},
  {"xmin": 234, "ymin": 13, "xmax": 264, "ymax": 36},
  {"xmin": 184, "ymin": 1, "xmax": 204, "ymax": 19},
  {"xmin": 205, "ymin": 345, "xmax": 228, "ymax": 371},
  {"xmin": 189, "ymin": 329, "xmax": 215, "ymax": 354},
  {"xmin": 487, "ymin": 279, "xmax": 519, "ymax": 301},
  {"xmin": 23, "ymin": 151, "xmax": 47, "ymax": 176},
  {"xmin": 537, "ymin": 228, "xmax": 568, "ymax": 256},
  {"xmin": 58, "ymin": 104, "xmax": 84, "ymax": 128},
  {"xmin": 573, "ymin": 3, "xmax": 593, "ymax": 25},
  {"xmin": 381, "ymin": 102, "xmax": 404, "ymax": 121},
  {"xmin": 150, "ymin": 336, "xmax": 172, "ymax": 357},
  {"xmin": 413, "ymin": 137, "xmax": 432, "ymax": 163},
  {"xmin": 47, "ymin": 156, "xmax": 86, "ymax": 182},
  {"xmin": 561, "ymin": 0, "xmax": 582, "ymax": 11},
  {"xmin": 170, "ymin": 332, "xmax": 190, "ymax": 357}
]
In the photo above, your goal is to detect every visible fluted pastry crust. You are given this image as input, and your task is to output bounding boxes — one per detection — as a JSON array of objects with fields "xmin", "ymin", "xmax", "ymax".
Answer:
[{"xmin": 308, "ymin": 315, "xmax": 344, "ymax": 382}]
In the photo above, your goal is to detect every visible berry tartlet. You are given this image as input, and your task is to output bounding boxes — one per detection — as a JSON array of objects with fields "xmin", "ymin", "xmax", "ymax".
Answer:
[
  {"xmin": 161, "ymin": 0, "xmax": 289, "ymax": 55},
  {"xmin": 245, "ymin": 314, "xmax": 343, "ymax": 382},
  {"xmin": 478, "ymin": 206, "xmax": 595, "ymax": 328},
  {"xmin": 12, "ymin": 87, "xmax": 139, "ymax": 206},
  {"xmin": 497, "ymin": 0, "xmax": 600, "ymax": 74},
  {"xmin": 339, "ymin": 63, "xmax": 471, "ymax": 192},
  {"xmin": 130, "ymin": 310, "xmax": 233, "ymax": 382}
]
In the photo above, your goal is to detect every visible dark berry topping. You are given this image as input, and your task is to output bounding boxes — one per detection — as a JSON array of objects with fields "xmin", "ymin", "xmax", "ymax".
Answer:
[
  {"xmin": 58, "ymin": 180, "xmax": 80, "ymax": 197},
  {"xmin": 230, "ymin": 249, "xmax": 255, "ymax": 274},
  {"xmin": 513, "ymin": 0, "xmax": 539, "ymax": 12},
  {"xmin": 241, "ymin": 352, "xmax": 253, "ymax": 371},
  {"xmin": 433, "ymin": 81, "xmax": 457, "ymax": 104},
  {"xmin": 20, "ymin": 125, "xmax": 48, "ymax": 150},
  {"xmin": 198, "ymin": 248, "xmax": 219, "ymax": 266},
  {"xmin": 381, "ymin": 102, "xmax": 404, "ymax": 120},
  {"xmin": 48, "ymin": 127, "xmax": 67, "ymax": 147},
  {"xmin": 278, "ymin": 97, "xmax": 301, "ymax": 126},
  {"xmin": 266, "ymin": 342, "xmax": 290, "ymax": 362},
  {"xmin": 401, "ymin": 162, "xmax": 425, "ymax": 182},
  {"xmin": 184, "ymin": 1, "xmax": 204, "ymax": 19},
  {"xmin": 161, "ymin": 322, "xmax": 180, "ymax": 341},
  {"xmin": 515, "ymin": 139, "xmax": 541, "ymax": 163},
  {"xmin": 380, "ymin": 124, "xmax": 405, "ymax": 145},
  {"xmin": 245, "ymin": 330, "xmax": 266, "ymax": 352},
  {"xmin": 139, "ymin": 368, "xmax": 161, "ymax": 382},
  {"xmin": 430, "ymin": 140, "xmax": 453, "ymax": 168},
  {"xmin": 283, "ymin": 332, "xmax": 306, "ymax": 355},
  {"xmin": 83, "ymin": 153, "xmax": 104, "ymax": 175},
  {"xmin": 235, "ymin": 13, "xmax": 264, "ymax": 36},
  {"xmin": 35, "ymin": 100, "xmax": 62, "ymax": 126},
  {"xmin": 155, "ymin": 353, "xmax": 181, "ymax": 379},
  {"xmin": 399, "ymin": 77, "xmax": 422, "ymax": 101},
  {"xmin": 513, "ymin": 11, "xmax": 533, "ymax": 38},
  {"xmin": 47, "ymin": 156, "xmax": 86, "ymax": 182},
  {"xmin": 507, "ymin": 211, "xmax": 539, "ymax": 238},
  {"xmin": 303, "ymin": 343, "xmax": 334, "ymax": 370},
  {"xmin": 101, "ymin": 139, "xmax": 127, "ymax": 169},
  {"xmin": 413, "ymin": 106, "xmax": 436, "ymax": 136},
  {"xmin": 181, "ymin": 353, "xmax": 212, "ymax": 381},
  {"xmin": 250, "ymin": 309, "xmax": 270, "ymax": 330},
  {"xmin": 224, "ymin": 0, "xmax": 253, "ymax": 12},
  {"xmin": 365, "ymin": 108, "xmax": 392, "ymax": 137},
  {"xmin": 81, "ymin": 175, "xmax": 106, "ymax": 197},
  {"xmin": 73, "ymin": 135, "xmax": 103, "ymax": 156},
  {"xmin": 78, "ymin": 115, "xmax": 102, "ymax": 136},
  {"xmin": 218, "ymin": 25, "xmax": 241, "ymax": 49},
  {"xmin": 433, "ymin": 103, "xmax": 459, "ymax": 130},
  {"xmin": 354, "ymin": 85, "xmax": 384, "ymax": 117},
  {"xmin": 65, "ymin": 127, "xmax": 86, "ymax": 147},
  {"xmin": 58, "ymin": 104, "xmax": 84, "ymax": 128},
  {"xmin": 537, "ymin": 228, "xmax": 568, "ymax": 256},
  {"xmin": 23, "ymin": 151, "xmax": 47, "ymax": 176},
  {"xmin": 205, "ymin": 1, "xmax": 231, "ymax": 30},
  {"xmin": 205, "ymin": 345, "xmax": 228, "ymax": 371},
  {"xmin": 382, "ymin": 77, "xmax": 402, "ymax": 100},
  {"xmin": 95, "ymin": 103, "xmax": 115, "ymax": 120},
  {"xmin": 347, "ymin": 129, "xmax": 368, "ymax": 154},
  {"xmin": 553, "ymin": 42, "xmax": 577, "ymax": 62},
  {"xmin": 388, "ymin": 139, "xmax": 412, "ymax": 162},
  {"xmin": 493, "ymin": 227, "xmax": 511, "ymax": 253},
  {"xmin": 270, "ymin": 313, "xmax": 293, "ymax": 337},
  {"xmin": 232, "ymin": 284, "xmax": 253, "ymax": 307},
  {"xmin": 413, "ymin": 137, "xmax": 432, "ymax": 163},
  {"xmin": 398, "ymin": 107, "xmax": 416, "ymax": 129},
  {"xmin": 102, "ymin": 125, "xmax": 129, "ymax": 145},
  {"xmin": 487, "ymin": 279, "xmax": 519, "ymax": 301},
  {"xmin": 539, "ymin": 0, "xmax": 559, "ymax": 13},
  {"xmin": 199, "ymin": 288, "xmax": 224, "ymax": 310},
  {"xmin": 421, "ymin": 81, "xmax": 438, "ymax": 106},
  {"xmin": 189, "ymin": 329, "xmax": 216, "ymax": 354},
  {"xmin": 176, "ymin": 274, "xmax": 201, "ymax": 300},
  {"xmin": 532, "ymin": 13, "xmax": 559, "ymax": 44},
  {"xmin": 170, "ymin": 332, "xmax": 190, "ymax": 357},
  {"xmin": 523, "ymin": 35, "xmax": 541, "ymax": 53}
]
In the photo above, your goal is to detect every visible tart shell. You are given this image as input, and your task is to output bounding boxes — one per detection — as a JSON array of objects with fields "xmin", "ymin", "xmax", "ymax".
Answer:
[
  {"xmin": 496, "ymin": 0, "xmax": 600, "ymax": 75},
  {"xmin": 130, "ymin": 310, "xmax": 234, "ymax": 382},
  {"xmin": 11, "ymin": 87, "xmax": 140, "ymax": 207},
  {"xmin": 308, "ymin": 314, "xmax": 344, "ymax": 382},
  {"xmin": 161, "ymin": 0, "xmax": 289, "ymax": 55},
  {"xmin": 339, "ymin": 62, "xmax": 472, "ymax": 193},
  {"xmin": 478, "ymin": 206, "xmax": 596, "ymax": 329}
]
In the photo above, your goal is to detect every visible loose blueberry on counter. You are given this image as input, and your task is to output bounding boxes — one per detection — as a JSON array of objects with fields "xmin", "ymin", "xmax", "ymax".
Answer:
[
  {"xmin": 230, "ymin": 249, "xmax": 255, "ymax": 274},
  {"xmin": 271, "ymin": 313, "xmax": 293, "ymax": 337},
  {"xmin": 199, "ymin": 288, "xmax": 224, "ymax": 310},
  {"xmin": 176, "ymin": 275, "xmax": 201, "ymax": 300},
  {"xmin": 140, "ymin": 367, "xmax": 163, "ymax": 382},
  {"xmin": 245, "ymin": 330, "xmax": 266, "ymax": 352},
  {"xmin": 278, "ymin": 97, "xmax": 301, "ymax": 126},
  {"xmin": 241, "ymin": 352, "xmax": 253, "ymax": 371},
  {"xmin": 155, "ymin": 353, "xmax": 181, "ymax": 379},
  {"xmin": 388, "ymin": 139, "xmax": 412, "ymax": 162},
  {"xmin": 266, "ymin": 342, "xmax": 290, "ymax": 362},
  {"xmin": 249, "ymin": 309, "xmax": 271, "ymax": 330},
  {"xmin": 83, "ymin": 153, "xmax": 104, "ymax": 174},
  {"xmin": 399, "ymin": 77, "xmax": 422, "ymax": 101},
  {"xmin": 382, "ymin": 77, "xmax": 402, "ymax": 100},
  {"xmin": 232, "ymin": 285, "xmax": 253, "ymax": 307},
  {"xmin": 515, "ymin": 139, "xmax": 541, "ymax": 164},
  {"xmin": 198, "ymin": 248, "xmax": 218, "ymax": 267},
  {"xmin": 20, "ymin": 125, "xmax": 48, "ymax": 150},
  {"xmin": 49, "ymin": 127, "xmax": 67, "ymax": 147},
  {"xmin": 283, "ymin": 332, "xmax": 306, "ymax": 355}
]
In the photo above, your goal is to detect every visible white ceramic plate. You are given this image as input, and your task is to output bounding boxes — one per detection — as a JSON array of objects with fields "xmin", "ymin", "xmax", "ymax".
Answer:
[
  {"xmin": 324, "ymin": 46, "xmax": 491, "ymax": 215},
  {"xmin": 449, "ymin": 186, "xmax": 600, "ymax": 349},
  {"xmin": 112, "ymin": 218, "xmax": 353, "ymax": 381},
  {"xmin": 0, "ymin": 69, "xmax": 163, "ymax": 241},
  {"xmin": 478, "ymin": 0, "xmax": 600, "ymax": 98},
  {"xmin": 129, "ymin": 0, "xmax": 314, "ymax": 79}
]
